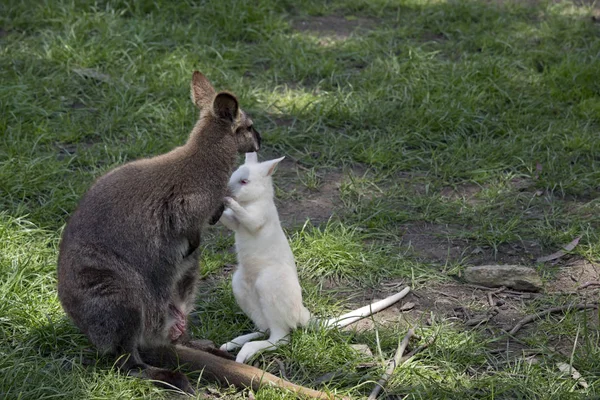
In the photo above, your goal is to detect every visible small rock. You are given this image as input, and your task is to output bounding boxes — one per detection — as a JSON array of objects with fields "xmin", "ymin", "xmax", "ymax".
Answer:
[
  {"xmin": 471, "ymin": 247, "xmax": 484, "ymax": 254},
  {"xmin": 349, "ymin": 344, "xmax": 373, "ymax": 357},
  {"xmin": 464, "ymin": 265, "xmax": 542, "ymax": 292},
  {"xmin": 557, "ymin": 362, "xmax": 589, "ymax": 389}
]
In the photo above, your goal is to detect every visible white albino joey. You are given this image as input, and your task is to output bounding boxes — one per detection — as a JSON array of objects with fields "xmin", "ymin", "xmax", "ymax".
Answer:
[{"xmin": 219, "ymin": 153, "xmax": 411, "ymax": 364}]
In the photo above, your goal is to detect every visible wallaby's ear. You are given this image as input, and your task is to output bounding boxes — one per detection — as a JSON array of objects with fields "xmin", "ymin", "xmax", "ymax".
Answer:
[
  {"xmin": 190, "ymin": 71, "xmax": 215, "ymax": 109},
  {"xmin": 245, "ymin": 152, "xmax": 258, "ymax": 164},
  {"xmin": 213, "ymin": 92, "xmax": 239, "ymax": 122},
  {"xmin": 262, "ymin": 156, "xmax": 285, "ymax": 177}
]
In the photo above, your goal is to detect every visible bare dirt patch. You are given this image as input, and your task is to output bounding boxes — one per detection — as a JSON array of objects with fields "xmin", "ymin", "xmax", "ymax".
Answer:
[
  {"xmin": 400, "ymin": 222, "xmax": 469, "ymax": 262},
  {"xmin": 292, "ymin": 15, "xmax": 376, "ymax": 41},
  {"xmin": 546, "ymin": 257, "xmax": 600, "ymax": 293},
  {"xmin": 274, "ymin": 159, "xmax": 360, "ymax": 228},
  {"xmin": 340, "ymin": 281, "xmax": 531, "ymax": 334},
  {"xmin": 55, "ymin": 139, "xmax": 97, "ymax": 160},
  {"xmin": 398, "ymin": 222, "xmax": 544, "ymax": 266}
]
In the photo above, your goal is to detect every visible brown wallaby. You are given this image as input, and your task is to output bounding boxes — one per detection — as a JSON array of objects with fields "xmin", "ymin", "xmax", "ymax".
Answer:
[{"xmin": 57, "ymin": 71, "xmax": 332, "ymax": 398}]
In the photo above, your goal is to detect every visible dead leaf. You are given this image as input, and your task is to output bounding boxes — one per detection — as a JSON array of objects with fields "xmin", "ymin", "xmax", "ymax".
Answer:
[
  {"xmin": 536, "ymin": 236, "xmax": 581, "ymax": 263},
  {"xmin": 400, "ymin": 302, "xmax": 416, "ymax": 311},
  {"xmin": 350, "ymin": 344, "xmax": 373, "ymax": 357},
  {"xmin": 73, "ymin": 68, "xmax": 111, "ymax": 83},
  {"xmin": 557, "ymin": 362, "xmax": 589, "ymax": 389}
]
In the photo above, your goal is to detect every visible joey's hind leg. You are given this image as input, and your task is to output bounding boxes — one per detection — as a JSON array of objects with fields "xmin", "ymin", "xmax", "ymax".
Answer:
[
  {"xmin": 235, "ymin": 327, "xmax": 289, "ymax": 364},
  {"xmin": 220, "ymin": 331, "xmax": 265, "ymax": 352}
]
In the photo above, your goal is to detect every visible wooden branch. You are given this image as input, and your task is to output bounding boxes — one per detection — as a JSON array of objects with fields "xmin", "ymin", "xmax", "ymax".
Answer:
[
  {"xmin": 579, "ymin": 281, "xmax": 600, "ymax": 290},
  {"xmin": 509, "ymin": 303, "xmax": 598, "ymax": 335},
  {"xmin": 398, "ymin": 336, "xmax": 436, "ymax": 363},
  {"xmin": 368, "ymin": 329, "xmax": 414, "ymax": 400}
]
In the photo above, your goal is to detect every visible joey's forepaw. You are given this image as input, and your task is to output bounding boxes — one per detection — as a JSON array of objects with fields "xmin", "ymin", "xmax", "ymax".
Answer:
[
  {"xmin": 223, "ymin": 197, "xmax": 235, "ymax": 206},
  {"xmin": 220, "ymin": 341, "xmax": 240, "ymax": 352}
]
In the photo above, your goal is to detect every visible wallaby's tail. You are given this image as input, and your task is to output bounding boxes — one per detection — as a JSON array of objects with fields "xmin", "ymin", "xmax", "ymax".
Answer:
[
  {"xmin": 140, "ymin": 345, "xmax": 334, "ymax": 399},
  {"xmin": 320, "ymin": 286, "xmax": 411, "ymax": 329}
]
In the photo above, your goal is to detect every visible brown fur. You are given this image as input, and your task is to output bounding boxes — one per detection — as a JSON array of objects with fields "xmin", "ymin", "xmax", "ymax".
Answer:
[{"xmin": 57, "ymin": 71, "xmax": 332, "ymax": 397}]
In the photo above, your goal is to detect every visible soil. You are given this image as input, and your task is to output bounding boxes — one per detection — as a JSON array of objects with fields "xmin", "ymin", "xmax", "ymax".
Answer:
[
  {"xmin": 292, "ymin": 15, "xmax": 376, "ymax": 40},
  {"xmin": 274, "ymin": 160, "xmax": 341, "ymax": 228},
  {"xmin": 245, "ymin": 160, "xmax": 599, "ymax": 358}
]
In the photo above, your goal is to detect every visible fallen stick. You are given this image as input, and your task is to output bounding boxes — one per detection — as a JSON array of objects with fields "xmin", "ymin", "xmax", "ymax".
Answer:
[
  {"xmin": 327, "ymin": 286, "xmax": 411, "ymax": 328},
  {"xmin": 466, "ymin": 284, "xmax": 534, "ymax": 296},
  {"xmin": 487, "ymin": 286, "xmax": 506, "ymax": 306},
  {"xmin": 509, "ymin": 303, "xmax": 598, "ymax": 335},
  {"xmin": 398, "ymin": 335, "xmax": 436, "ymax": 363},
  {"xmin": 368, "ymin": 328, "xmax": 414, "ymax": 400},
  {"xmin": 579, "ymin": 281, "xmax": 600, "ymax": 290}
]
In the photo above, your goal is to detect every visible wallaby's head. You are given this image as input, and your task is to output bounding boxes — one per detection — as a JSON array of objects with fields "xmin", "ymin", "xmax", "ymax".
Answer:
[
  {"xmin": 228, "ymin": 152, "xmax": 284, "ymax": 202},
  {"xmin": 190, "ymin": 71, "xmax": 261, "ymax": 153}
]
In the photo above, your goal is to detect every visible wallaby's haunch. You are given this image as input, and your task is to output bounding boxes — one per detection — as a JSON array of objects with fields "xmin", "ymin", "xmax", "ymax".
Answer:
[
  {"xmin": 57, "ymin": 72, "xmax": 332, "ymax": 398},
  {"xmin": 219, "ymin": 153, "xmax": 411, "ymax": 363}
]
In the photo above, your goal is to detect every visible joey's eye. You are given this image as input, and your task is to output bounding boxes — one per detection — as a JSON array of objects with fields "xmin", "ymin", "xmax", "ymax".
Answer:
[{"xmin": 240, "ymin": 179, "xmax": 249, "ymax": 185}]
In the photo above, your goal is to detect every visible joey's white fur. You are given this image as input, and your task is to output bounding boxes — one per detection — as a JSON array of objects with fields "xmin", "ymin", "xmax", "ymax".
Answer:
[{"xmin": 219, "ymin": 153, "xmax": 410, "ymax": 363}]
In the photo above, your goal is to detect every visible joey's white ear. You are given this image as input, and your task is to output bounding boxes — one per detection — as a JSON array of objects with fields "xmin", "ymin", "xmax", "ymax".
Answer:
[
  {"xmin": 245, "ymin": 152, "xmax": 258, "ymax": 164},
  {"xmin": 262, "ymin": 156, "xmax": 285, "ymax": 177}
]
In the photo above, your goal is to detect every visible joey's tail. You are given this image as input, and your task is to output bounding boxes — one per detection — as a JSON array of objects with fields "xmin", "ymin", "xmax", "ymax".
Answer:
[
  {"xmin": 140, "ymin": 345, "xmax": 334, "ymax": 399},
  {"xmin": 317, "ymin": 286, "xmax": 411, "ymax": 329}
]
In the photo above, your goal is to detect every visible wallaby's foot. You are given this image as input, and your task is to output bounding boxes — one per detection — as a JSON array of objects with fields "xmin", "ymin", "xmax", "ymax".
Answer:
[
  {"xmin": 186, "ymin": 338, "xmax": 215, "ymax": 348},
  {"xmin": 129, "ymin": 365, "xmax": 194, "ymax": 394},
  {"xmin": 184, "ymin": 339, "xmax": 236, "ymax": 360},
  {"xmin": 122, "ymin": 352, "xmax": 194, "ymax": 395}
]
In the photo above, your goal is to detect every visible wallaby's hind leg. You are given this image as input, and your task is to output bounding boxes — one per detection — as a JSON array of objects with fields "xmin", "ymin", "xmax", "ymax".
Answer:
[
  {"xmin": 82, "ymin": 297, "xmax": 194, "ymax": 394},
  {"xmin": 235, "ymin": 327, "xmax": 289, "ymax": 364},
  {"xmin": 121, "ymin": 347, "xmax": 194, "ymax": 394},
  {"xmin": 220, "ymin": 331, "xmax": 265, "ymax": 352}
]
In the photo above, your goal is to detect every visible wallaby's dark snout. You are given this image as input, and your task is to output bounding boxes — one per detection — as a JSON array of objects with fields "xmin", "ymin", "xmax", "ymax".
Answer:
[{"xmin": 252, "ymin": 127, "xmax": 261, "ymax": 152}]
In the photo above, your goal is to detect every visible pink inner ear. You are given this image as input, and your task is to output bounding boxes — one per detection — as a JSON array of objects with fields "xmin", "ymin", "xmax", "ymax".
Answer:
[
  {"xmin": 267, "ymin": 163, "xmax": 278, "ymax": 176},
  {"xmin": 265, "ymin": 157, "xmax": 284, "ymax": 176}
]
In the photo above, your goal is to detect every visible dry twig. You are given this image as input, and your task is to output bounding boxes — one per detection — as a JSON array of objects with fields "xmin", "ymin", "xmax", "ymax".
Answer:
[
  {"xmin": 398, "ymin": 336, "xmax": 436, "ymax": 363},
  {"xmin": 487, "ymin": 286, "xmax": 506, "ymax": 306},
  {"xmin": 579, "ymin": 281, "xmax": 600, "ymax": 290},
  {"xmin": 368, "ymin": 329, "xmax": 415, "ymax": 400},
  {"xmin": 466, "ymin": 284, "xmax": 534, "ymax": 297},
  {"xmin": 509, "ymin": 303, "xmax": 598, "ymax": 335}
]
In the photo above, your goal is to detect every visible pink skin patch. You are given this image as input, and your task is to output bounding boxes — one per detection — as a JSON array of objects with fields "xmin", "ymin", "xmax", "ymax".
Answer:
[{"xmin": 168, "ymin": 304, "xmax": 187, "ymax": 342}]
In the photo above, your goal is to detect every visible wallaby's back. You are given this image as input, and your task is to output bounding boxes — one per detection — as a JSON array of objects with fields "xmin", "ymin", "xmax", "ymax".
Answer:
[{"xmin": 57, "ymin": 71, "xmax": 261, "ymax": 392}]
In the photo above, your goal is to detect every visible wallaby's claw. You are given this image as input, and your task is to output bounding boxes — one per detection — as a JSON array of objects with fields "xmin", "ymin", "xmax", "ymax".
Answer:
[{"xmin": 208, "ymin": 202, "xmax": 225, "ymax": 225}]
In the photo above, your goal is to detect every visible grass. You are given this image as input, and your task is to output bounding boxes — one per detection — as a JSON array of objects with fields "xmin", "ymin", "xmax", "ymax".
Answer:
[{"xmin": 1, "ymin": 0, "xmax": 600, "ymax": 398}]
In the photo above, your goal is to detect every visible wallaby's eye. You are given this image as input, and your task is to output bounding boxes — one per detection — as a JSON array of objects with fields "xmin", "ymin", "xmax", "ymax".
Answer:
[{"xmin": 240, "ymin": 179, "xmax": 249, "ymax": 185}]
